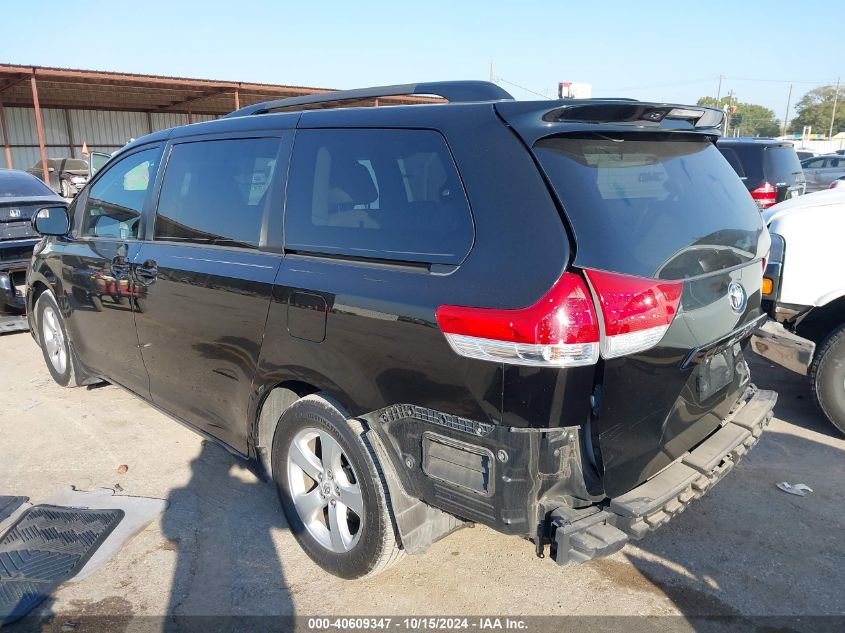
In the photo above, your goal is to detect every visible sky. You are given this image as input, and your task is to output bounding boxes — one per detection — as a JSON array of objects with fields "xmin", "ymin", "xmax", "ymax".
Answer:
[{"xmin": 1, "ymin": 0, "xmax": 841, "ymax": 122}]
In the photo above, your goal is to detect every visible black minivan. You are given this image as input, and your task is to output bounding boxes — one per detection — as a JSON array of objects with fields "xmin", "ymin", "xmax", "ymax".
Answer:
[{"xmin": 27, "ymin": 82, "xmax": 776, "ymax": 579}]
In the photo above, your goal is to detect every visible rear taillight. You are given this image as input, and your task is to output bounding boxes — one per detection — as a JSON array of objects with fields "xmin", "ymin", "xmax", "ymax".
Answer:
[
  {"xmin": 436, "ymin": 269, "xmax": 684, "ymax": 366},
  {"xmin": 750, "ymin": 182, "xmax": 777, "ymax": 209},
  {"xmin": 584, "ymin": 270, "xmax": 683, "ymax": 359},
  {"xmin": 435, "ymin": 272, "xmax": 600, "ymax": 367}
]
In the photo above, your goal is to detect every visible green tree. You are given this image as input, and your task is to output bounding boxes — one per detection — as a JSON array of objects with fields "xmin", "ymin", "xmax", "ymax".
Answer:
[
  {"xmin": 696, "ymin": 96, "xmax": 780, "ymax": 137},
  {"xmin": 790, "ymin": 85, "xmax": 845, "ymax": 137}
]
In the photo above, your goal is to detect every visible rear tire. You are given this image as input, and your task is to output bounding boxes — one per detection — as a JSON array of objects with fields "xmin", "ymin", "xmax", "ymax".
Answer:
[
  {"xmin": 35, "ymin": 291, "xmax": 84, "ymax": 388},
  {"xmin": 271, "ymin": 394, "xmax": 404, "ymax": 579},
  {"xmin": 810, "ymin": 324, "xmax": 845, "ymax": 436}
]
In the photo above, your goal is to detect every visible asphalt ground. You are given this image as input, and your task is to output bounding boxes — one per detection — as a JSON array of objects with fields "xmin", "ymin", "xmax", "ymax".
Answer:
[{"xmin": 1, "ymin": 330, "xmax": 843, "ymax": 630}]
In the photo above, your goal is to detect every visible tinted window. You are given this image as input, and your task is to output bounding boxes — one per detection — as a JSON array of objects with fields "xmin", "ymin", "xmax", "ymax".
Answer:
[
  {"xmin": 0, "ymin": 170, "xmax": 55, "ymax": 197},
  {"xmin": 763, "ymin": 147, "xmax": 803, "ymax": 184},
  {"xmin": 721, "ymin": 144, "xmax": 764, "ymax": 182},
  {"xmin": 285, "ymin": 129, "xmax": 473, "ymax": 265},
  {"xmin": 155, "ymin": 138, "xmax": 281, "ymax": 249},
  {"xmin": 80, "ymin": 148, "xmax": 159, "ymax": 239},
  {"xmin": 717, "ymin": 147, "xmax": 746, "ymax": 178},
  {"xmin": 534, "ymin": 133, "xmax": 764, "ymax": 280},
  {"xmin": 802, "ymin": 158, "xmax": 824, "ymax": 168}
]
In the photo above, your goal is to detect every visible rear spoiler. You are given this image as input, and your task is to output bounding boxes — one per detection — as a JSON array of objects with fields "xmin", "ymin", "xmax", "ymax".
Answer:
[{"xmin": 496, "ymin": 100, "xmax": 725, "ymax": 145}]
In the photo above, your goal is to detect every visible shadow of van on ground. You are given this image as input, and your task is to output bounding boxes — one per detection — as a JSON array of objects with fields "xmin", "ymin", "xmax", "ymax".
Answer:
[{"xmin": 160, "ymin": 441, "xmax": 295, "ymax": 631}]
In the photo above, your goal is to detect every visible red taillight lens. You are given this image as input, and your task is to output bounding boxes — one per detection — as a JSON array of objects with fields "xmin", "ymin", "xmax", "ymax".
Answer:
[
  {"xmin": 435, "ymin": 272, "xmax": 600, "ymax": 367},
  {"xmin": 750, "ymin": 182, "xmax": 777, "ymax": 209},
  {"xmin": 584, "ymin": 269, "xmax": 683, "ymax": 359}
]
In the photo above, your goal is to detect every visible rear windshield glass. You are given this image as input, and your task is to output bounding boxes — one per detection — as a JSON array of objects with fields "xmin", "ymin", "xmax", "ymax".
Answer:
[
  {"xmin": 534, "ymin": 133, "xmax": 765, "ymax": 280},
  {"xmin": 718, "ymin": 144, "xmax": 804, "ymax": 186},
  {"xmin": 763, "ymin": 147, "xmax": 804, "ymax": 185},
  {"xmin": 0, "ymin": 170, "xmax": 55, "ymax": 197}
]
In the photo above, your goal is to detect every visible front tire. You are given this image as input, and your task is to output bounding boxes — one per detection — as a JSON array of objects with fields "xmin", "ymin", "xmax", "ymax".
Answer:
[
  {"xmin": 60, "ymin": 179, "xmax": 71, "ymax": 198},
  {"xmin": 36, "ymin": 291, "xmax": 83, "ymax": 387},
  {"xmin": 811, "ymin": 324, "xmax": 845, "ymax": 436},
  {"xmin": 271, "ymin": 395, "xmax": 404, "ymax": 579}
]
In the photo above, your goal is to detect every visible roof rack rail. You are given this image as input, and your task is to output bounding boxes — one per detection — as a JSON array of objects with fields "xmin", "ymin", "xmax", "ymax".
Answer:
[{"xmin": 224, "ymin": 80, "xmax": 514, "ymax": 118}]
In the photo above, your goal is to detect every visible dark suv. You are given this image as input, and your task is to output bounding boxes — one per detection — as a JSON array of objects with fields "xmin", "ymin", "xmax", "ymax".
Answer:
[
  {"xmin": 27, "ymin": 82, "xmax": 776, "ymax": 579},
  {"xmin": 717, "ymin": 138, "xmax": 806, "ymax": 208}
]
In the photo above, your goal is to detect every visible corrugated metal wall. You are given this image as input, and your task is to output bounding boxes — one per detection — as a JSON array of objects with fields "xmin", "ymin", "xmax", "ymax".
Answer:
[{"xmin": 1, "ymin": 107, "xmax": 218, "ymax": 170}]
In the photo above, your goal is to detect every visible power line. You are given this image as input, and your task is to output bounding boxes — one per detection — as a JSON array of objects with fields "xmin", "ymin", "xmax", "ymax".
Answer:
[{"xmin": 492, "ymin": 75, "xmax": 551, "ymax": 100}]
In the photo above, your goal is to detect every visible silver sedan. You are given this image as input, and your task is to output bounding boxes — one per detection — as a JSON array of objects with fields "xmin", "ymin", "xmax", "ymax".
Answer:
[{"xmin": 801, "ymin": 154, "xmax": 845, "ymax": 192}]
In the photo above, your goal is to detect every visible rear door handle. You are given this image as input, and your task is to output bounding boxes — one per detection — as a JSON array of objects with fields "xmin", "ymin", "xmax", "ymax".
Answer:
[{"xmin": 134, "ymin": 260, "xmax": 158, "ymax": 285}]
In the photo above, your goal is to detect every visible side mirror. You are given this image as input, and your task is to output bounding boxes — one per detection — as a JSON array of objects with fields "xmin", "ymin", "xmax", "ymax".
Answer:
[
  {"xmin": 48, "ymin": 167, "xmax": 56, "ymax": 173},
  {"xmin": 32, "ymin": 206, "xmax": 69, "ymax": 236}
]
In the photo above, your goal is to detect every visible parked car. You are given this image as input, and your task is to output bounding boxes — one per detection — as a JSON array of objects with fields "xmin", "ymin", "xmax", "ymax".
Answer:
[
  {"xmin": 801, "ymin": 154, "xmax": 845, "ymax": 192},
  {"xmin": 26, "ymin": 157, "xmax": 90, "ymax": 198},
  {"xmin": 717, "ymin": 138, "xmax": 806, "ymax": 208},
  {"xmin": 0, "ymin": 169, "xmax": 64, "ymax": 317},
  {"xmin": 27, "ymin": 82, "xmax": 776, "ymax": 579},
  {"xmin": 752, "ymin": 188, "xmax": 845, "ymax": 435},
  {"xmin": 795, "ymin": 148, "xmax": 818, "ymax": 161}
]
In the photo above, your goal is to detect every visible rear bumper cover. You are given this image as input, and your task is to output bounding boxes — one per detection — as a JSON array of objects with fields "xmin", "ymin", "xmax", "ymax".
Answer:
[
  {"xmin": 552, "ymin": 387, "xmax": 776, "ymax": 564},
  {"xmin": 0, "ymin": 257, "xmax": 29, "ymax": 314}
]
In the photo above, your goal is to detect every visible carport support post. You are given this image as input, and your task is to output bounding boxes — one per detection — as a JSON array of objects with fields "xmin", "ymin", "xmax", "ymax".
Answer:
[
  {"xmin": 0, "ymin": 98, "xmax": 12, "ymax": 169},
  {"xmin": 234, "ymin": 88, "xmax": 240, "ymax": 111},
  {"xmin": 30, "ymin": 75, "xmax": 50, "ymax": 185},
  {"xmin": 63, "ymin": 108, "xmax": 76, "ymax": 158}
]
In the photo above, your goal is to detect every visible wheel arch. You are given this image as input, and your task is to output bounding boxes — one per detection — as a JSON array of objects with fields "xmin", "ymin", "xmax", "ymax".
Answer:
[
  {"xmin": 252, "ymin": 380, "xmax": 320, "ymax": 476},
  {"xmin": 796, "ymin": 295, "xmax": 845, "ymax": 345},
  {"xmin": 28, "ymin": 274, "xmax": 59, "ymax": 346}
]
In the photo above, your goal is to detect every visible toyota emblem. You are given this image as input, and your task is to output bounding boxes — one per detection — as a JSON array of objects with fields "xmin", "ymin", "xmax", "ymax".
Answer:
[{"xmin": 728, "ymin": 281, "xmax": 746, "ymax": 314}]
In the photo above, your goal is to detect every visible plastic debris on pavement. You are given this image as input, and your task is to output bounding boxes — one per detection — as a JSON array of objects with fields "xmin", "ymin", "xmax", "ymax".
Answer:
[{"xmin": 776, "ymin": 482, "xmax": 813, "ymax": 496}]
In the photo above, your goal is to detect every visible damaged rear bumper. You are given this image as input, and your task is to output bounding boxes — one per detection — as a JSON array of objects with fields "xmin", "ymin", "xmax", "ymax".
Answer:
[{"xmin": 551, "ymin": 387, "xmax": 776, "ymax": 565}]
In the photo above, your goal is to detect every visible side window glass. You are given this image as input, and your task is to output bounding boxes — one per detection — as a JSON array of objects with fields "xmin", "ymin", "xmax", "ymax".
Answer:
[
  {"xmin": 285, "ymin": 129, "xmax": 474, "ymax": 265},
  {"xmin": 80, "ymin": 148, "xmax": 159, "ymax": 239},
  {"xmin": 155, "ymin": 138, "xmax": 281, "ymax": 249}
]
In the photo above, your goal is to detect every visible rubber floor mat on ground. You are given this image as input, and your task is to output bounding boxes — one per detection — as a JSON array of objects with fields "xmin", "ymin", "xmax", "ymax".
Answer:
[
  {"xmin": 0, "ymin": 497, "xmax": 27, "ymax": 524},
  {"xmin": 0, "ymin": 505, "xmax": 123, "ymax": 624}
]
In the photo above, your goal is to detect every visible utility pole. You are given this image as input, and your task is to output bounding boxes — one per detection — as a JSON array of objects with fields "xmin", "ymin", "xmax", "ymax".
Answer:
[
  {"xmin": 782, "ymin": 83, "xmax": 793, "ymax": 138},
  {"xmin": 715, "ymin": 74, "xmax": 723, "ymax": 104},
  {"xmin": 724, "ymin": 90, "xmax": 734, "ymax": 136},
  {"xmin": 829, "ymin": 77, "xmax": 840, "ymax": 139},
  {"xmin": 489, "ymin": 62, "xmax": 494, "ymax": 83}
]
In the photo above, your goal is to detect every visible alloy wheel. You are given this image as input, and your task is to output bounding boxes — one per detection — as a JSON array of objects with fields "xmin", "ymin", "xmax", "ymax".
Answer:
[
  {"xmin": 287, "ymin": 428, "xmax": 364, "ymax": 553},
  {"xmin": 41, "ymin": 306, "xmax": 67, "ymax": 375}
]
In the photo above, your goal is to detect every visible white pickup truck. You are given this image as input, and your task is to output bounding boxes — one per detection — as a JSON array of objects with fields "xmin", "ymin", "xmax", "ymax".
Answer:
[{"xmin": 752, "ymin": 188, "xmax": 845, "ymax": 435}]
